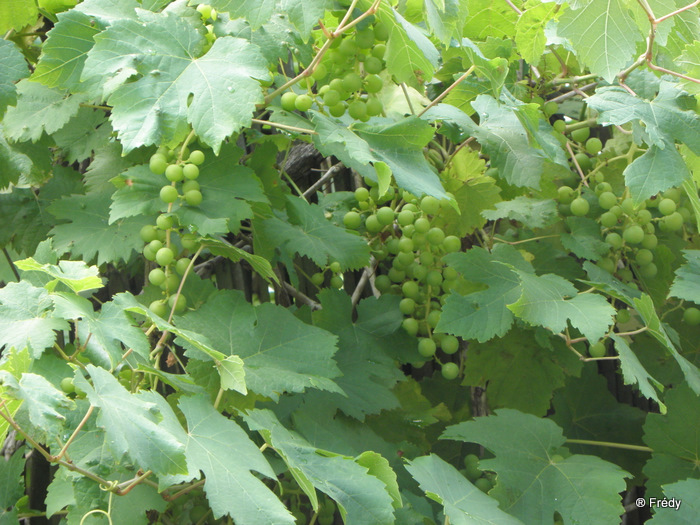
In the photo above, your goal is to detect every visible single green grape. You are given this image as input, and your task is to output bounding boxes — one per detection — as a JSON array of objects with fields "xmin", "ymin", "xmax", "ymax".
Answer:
[
  {"xmin": 366, "ymin": 97, "xmax": 383, "ymax": 117},
  {"xmin": 364, "ymin": 56, "xmax": 383, "ymax": 75},
  {"xmin": 570, "ymin": 197, "xmax": 590, "ymax": 216},
  {"xmin": 160, "ymin": 185, "xmax": 179, "ymax": 204},
  {"xmin": 557, "ymin": 186, "xmax": 575, "ymax": 203},
  {"xmin": 543, "ymin": 101, "xmax": 558, "ymax": 117},
  {"xmin": 60, "ymin": 377, "xmax": 75, "ymax": 394},
  {"xmin": 294, "ymin": 94, "xmax": 313, "ymax": 112},
  {"xmin": 168, "ymin": 294, "xmax": 187, "ymax": 313},
  {"xmin": 148, "ymin": 268, "xmax": 166, "ymax": 286},
  {"xmin": 571, "ymin": 127, "xmax": 590, "ymax": 142},
  {"xmin": 662, "ymin": 212, "xmax": 683, "ymax": 231},
  {"xmin": 588, "ymin": 341, "xmax": 606, "ymax": 357},
  {"xmin": 399, "ymin": 297, "xmax": 416, "ymax": 315},
  {"xmin": 440, "ymin": 335, "xmax": 459, "ymax": 354},
  {"xmin": 641, "ymin": 234, "xmax": 658, "ymax": 250},
  {"xmin": 183, "ymin": 163, "xmax": 199, "ymax": 180},
  {"xmin": 639, "ymin": 262, "xmax": 658, "ymax": 278},
  {"xmin": 427, "ymin": 227, "xmax": 445, "ymax": 245},
  {"xmin": 149, "ymin": 154, "xmax": 168, "ymax": 175},
  {"xmin": 600, "ymin": 211, "xmax": 618, "ymax": 228},
  {"xmin": 188, "ymin": 150, "xmax": 205, "ymax": 165},
  {"xmin": 443, "ymin": 235, "xmax": 461, "ymax": 253},
  {"xmin": 181, "ymin": 233, "xmax": 199, "ymax": 251},
  {"xmin": 155, "ymin": 247, "xmax": 174, "ymax": 266},
  {"xmin": 149, "ymin": 300, "xmax": 168, "ymax": 317},
  {"xmin": 616, "ymin": 309, "xmax": 631, "ymax": 324},
  {"xmin": 586, "ymin": 137, "xmax": 603, "ymax": 155},
  {"xmin": 165, "ymin": 164, "xmax": 184, "ymax": 182},
  {"xmin": 343, "ymin": 211, "xmax": 362, "ymax": 229},
  {"xmin": 635, "ymin": 248, "xmax": 654, "ymax": 266},
  {"xmin": 376, "ymin": 206, "xmax": 395, "ymax": 226},
  {"xmin": 418, "ymin": 338, "xmax": 437, "ymax": 358},
  {"xmin": 355, "ymin": 187, "xmax": 369, "ymax": 202},
  {"xmin": 140, "ymin": 225, "xmax": 159, "ymax": 242},
  {"xmin": 623, "ymin": 225, "xmax": 644, "ymax": 244},
  {"xmin": 281, "ymin": 92, "xmax": 298, "ymax": 111},
  {"xmin": 175, "ymin": 257, "xmax": 191, "ymax": 275},
  {"xmin": 598, "ymin": 192, "xmax": 617, "ymax": 210},
  {"xmin": 185, "ymin": 190, "xmax": 203, "ymax": 206},
  {"xmin": 330, "ymin": 275, "xmax": 343, "ymax": 289},
  {"xmin": 156, "ymin": 214, "xmax": 174, "ymax": 230},
  {"xmin": 441, "ymin": 362, "xmax": 459, "ymax": 380},
  {"xmin": 148, "ymin": 239, "xmax": 164, "ymax": 253},
  {"xmin": 683, "ymin": 307, "xmax": 700, "ymax": 326},
  {"xmin": 348, "ymin": 100, "xmax": 367, "ymax": 120},
  {"xmin": 574, "ymin": 153, "xmax": 591, "ymax": 171},
  {"xmin": 402, "ymin": 317, "xmax": 419, "ymax": 336},
  {"xmin": 398, "ymin": 236, "xmax": 414, "ymax": 253},
  {"xmin": 605, "ymin": 232, "xmax": 623, "ymax": 249},
  {"xmin": 342, "ymin": 72, "xmax": 363, "ymax": 93},
  {"xmin": 420, "ymin": 196, "xmax": 440, "ymax": 215},
  {"xmin": 364, "ymin": 74, "xmax": 383, "ymax": 93}
]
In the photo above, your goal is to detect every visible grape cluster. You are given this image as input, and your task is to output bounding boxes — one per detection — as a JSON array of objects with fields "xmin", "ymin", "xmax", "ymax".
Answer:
[
  {"xmin": 460, "ymin": 454, "xmax": 495, "ymax": 493},
  {"xmin": 195, "ymin": 4, "xmax": 218, "ymax": 52},
  {"xmin": 280, "ymin": 20, "xmax": 389, "ymax": 120},
  {"xmin": 140, "ymin": 146, "xmax": 206, "ymax": 316},
  {"xmin": 341, "ymin": 180, "xmax": 463, "ymax": 379}
]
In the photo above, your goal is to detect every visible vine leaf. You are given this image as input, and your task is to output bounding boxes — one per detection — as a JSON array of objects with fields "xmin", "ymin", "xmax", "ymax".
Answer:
[
  {"xmin": 648, "ymin": 479, "xmax": 700, "ymax": 524},
  {"xmin": 560, "ymin": 217, "xmax": 611, "ymax": 261},
  {"xmin": 75, "ymin": 365, "xmax": 188, "ymax": 476},
  {"xmin": 256, "ymin": 195, "xmax": 371, "ymax": 271},
  {"xmin": 311, "ymin": 112, "xmax": 447, "ymax": 199},
  {"xmin": 441, "ymin": 409, "xmax": 631, "ymax": 525},
  {"xmin": 14, "ymin": 257, "xmax": 102, "ymax": 294},
  {"xmin": 462, "ymin": 330, "xmax": 569, "ymax": 417},
  {"xmin": 611, "ymin": 334, "xmax": 666, "ymax": 412},
  {"xmin": 174, "ymin": 289, "xmax": 342, "ymax": 400},
  {"xmin": 0, "ymin": 446, "xmax": 25, "ymax": 521},
  {"xmin": 642, "ymin": 384, "xmax": 700, "ymax": 498},
  {"xmin": 82, "ymin": 10, "xmax": 270, "ymax": 153},
  {"xmin": 437, "ymin": 245, "xmax": 534, "ymax": 343},
  {"xmin": 669, "ymin": 250, "xmax": 700, "ymax": 303},
  {"xmin": 406, "ymin": 454, "xmax": 524, "ymax": 525},
  {"xmin": 0, "ymin": 0, "xmax": 37, "ymax": 34},
  {"xmin": 507, "ymin": 269, "xmax": 615, "ymax": 344},
  {"xmin": 245, "ymin": 409, "xmax": 397, "ymax": 524},
  {"xmin": 0, "ymin": 282, "xmax": 69, "ymax": 358},
  {"xmin": 558, "ymin": 0, "xmax": 642, "ymax": 82},
  {"xmin": 515, "ymin": 3, "xmax": 557, "ymax": 66},
  {"xmin": 310, "ymin": 290, "xmax": 409, "ymax": 420},
  {"xmin": 0, "ymin": 40, "xmax": 28, "ymax": 117},
  {"xmin": 211, "ymin": 0, "xmax": 278, "ymax": 30},
  {"xmin": 3, "ymin": 80, "xmax": 86, "ymax": 142},
  {"xmin": 482, "ymin": 196, "xmax": 558, "ymax": 230},
  {"xmin": 176, "ymin": 395, "xmax": 294, "ymax": 524}
]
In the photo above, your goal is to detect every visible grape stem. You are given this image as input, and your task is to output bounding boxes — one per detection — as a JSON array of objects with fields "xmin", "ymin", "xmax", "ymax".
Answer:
[
  {"xmin": 351, "ymin": 257, "xmax": 378, "ymax": 306},
  {"xmin": 565, "ymin": 439, "xmax": 652, "ymax": 453},
  {"xmin": 400, "ymin": 83, "xmax": 416, "ymax": 115},
  {"xmin": 303, "ymin": 163, "xmax": 344, "ymax": 197},
  {"xmin": 565, "ymin": 141, "xmax": 589, "ymax": 187},
  {"xmin": 418, "ymin": 65, "xmax": 476, "ymax": 118},
  {"xmin": 250, "ymin": 118, "xmax": 317, "ymax": 135}
]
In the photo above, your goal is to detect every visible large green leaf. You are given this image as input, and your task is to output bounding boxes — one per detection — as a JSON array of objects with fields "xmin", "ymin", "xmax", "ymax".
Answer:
[
  {"xmin": 3, "ymin": 80, "xmax": 86, "ymax": 142},
  {"xmin": 647, "ymin": 479, "xmax": 700, "ymax": 524},
  {"xmin": 246, "ymin": 409, "xmax": 397, "ymax": 525},
  {"xmin": 558, "ymin": 0, "xmax": 642, "ymax": 82},
  {"xmin": 175, "ymin": 289, "xmax": 342, "ymax": 400},
  {"xmin": 0, "ymin": 0, "xmax": 37, "ymax": 34},
  {"xmin": 0, "ymin": 282, "xmax": 68, "ymax": 358},
  {"xmin": 256, "ymin": 195, "xmax": 371, "ymax": 271},
  {"xmin": 669, "ymin": 250, "xmax": 700, "ymax": 303},
  {"xmin": 0, "ymin": 40, "xmax": 28, "ymax": 117},
  {"xmin": 176, "ymin": 394, "xmax": 294, "ymax": 524},
  {"xmin": 310, "ymin": 290, "xmax": 409, "ymax": 420},
  {"xmin": 462, "ymin": 329, "xmax": 569, "ymax": 416},
  {"xmin": 463, "ymin": 0, "xmax": 518, "ymax": 40},
  {"xmin": 515, "ymin": 3, "xmax": 557, "ymax": 66},
  {"xmin": 437, "ymin": 245, "xmax": 534, "ymax": 342},
  {"xmin": 442, "ymin": 409, "xmax": 631, "ymax": 525},
  {"xmin": 406, "ymin": 454, "xmax": 524, "ymax": 525},
  {"xmin": 482, "ymin": 196, "xmax": 558, "ymax": 230},
  {"xmin": 0, "ymin": 447, "xmax": 25, "ymax": 520},
  {"xmin": 311, "ymin": 112, "xmax": 447, "ymax": 199},
  {"xmin": 642, "ymin": 384, "xmax": 700, "ymax": 497},
  {"xmin": 507, "ymin": 269, "xmax": 616, "ymax": 344},
  {"xmin": 281, "ymin": 0, "xmax": 330, "ymax": 40},
  {"xmin": 74, "ymin": 365, "xmax": 188, "ymax": 476},
  {"xmin": 82, "ymin": 10, "xmax": 270, "ymax": 153},
  {"xmin": 14, "ymin": 257, "xmax": 102, "ymax": 293},
  {"xmin": 211, "ymin": 0, "xmax": 278, "ymax": 30},
  {"xmin": 611, "ymin": 334, "xmax": 666, "ymax": 411}
]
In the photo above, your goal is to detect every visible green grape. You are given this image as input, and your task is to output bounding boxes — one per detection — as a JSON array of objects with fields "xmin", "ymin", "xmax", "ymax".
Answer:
[
  {"xmin": 598, "ymin": 192, "xmax": 617, "ymax": 210},
  {"xmin": 658, "ymin": 198, "xmax": 677, "ymax": 216},
  {"xmin": 586, "ymin": 137, "xmax": 603, "ymax": 154},
  {"xmin": 182, "ymin": 180, "xmax": 200, "ymax": 193},
  {"xmin": 442, "ymin": 235, "xmax": 461, "ymax": 253},
  {"xmin": 402, "ymin": 280, "xmax": 420, "ymax": 299},
  {"xmin": 639, "ymin": 262, "xmax": 658, "ymax": 278},
  {"xmin": 149, "ymin": 153, "xmax": 168, "ymax": 175},
  {"xmin": 427, "ymin": 309, "xmax": 441, "ymax": 328},
  {"xmin": 376, "ymin": 206, "xmax": 395, "ymax": 226},
  {"xmin": 366, "ymin": 97, "xmax": 383, "ymax": 117},
  {"xmin": 440, "ymin": 335, "xmax": 459, "ymax": 354},
  {"xmin": 60, "ymin": 377, "xmax": 75, "ymax": 394},
  {"xmin": 635, "ymin": 248, "xmax": 654, "ymax": 266},
  {"xmin": 571, "ymin": 127, "xmax": 590, "ymax": 142},
  {"xmin": 594, "ymin": 182, "xmax": 612, "ymax": 195},
  {"xmin": 463, "ymin": 454, "xmax": 481, "ymax": 481},
  {"xmin": 605, "ymin": 232, "xmax": 623, "ymax": 249},
  {"xmin": 165, "ymin": 164, "xmax": 183, "ymax": 182},
  {"xmin": 156, "ymin": 214, "xmax": 174, "ymax": 230},
  {"xmin": 663, "ymin": 188, "xmax": 682, "ymax": 202},
  {"xmin": 441, "ymin": 362, "xmax": 459, "ymax": 380},
  {"xmin": 295, "ymin": 94, "xmax": 313, "ymax": 112},
  {"xmin": 160, "ymin": 185, "xmax": 179, "ymax": 203},
  {"xmin": 148, "ymin": 239, "xmax": 164, "ymax": 252},
  {"xmin": 662, "ymin": 211, "xmax": 683, "ymax": 231},
  {"xmin": 574, "ymin": 153, "xmax": 591, "ymax": 171},
  {"xmin": 183, "ymin": 163, "xmax": 199, "ymax": 180},
  {"xmin": 329, "ymin": 261, "xmax": 342, "ymax": 274},
  {"xmin": 156, "ymin": 247, "xmax": 174, "ymax": 266},
  {"xmin": 543, "ymin": 100, "xmax": 558, "ymax": 117},
  {"xmin": 330, "ymin": 275, "xmax": 343, "ymax": 289},
  {"xmin": 426, "ymin": 270, "xmax": 443, "ymax": 288},
  {"xmin": 589, "ymin": 341, "xmax": 606, "ymax": 357},
  {"xmin": 364, "ymin": 74, "xmax": 383, "ymax": 93},
  {"xmin": 342, "ymin": 72, "xmax": 363, "ymax": 93},
  {"xmin": 443, "ymin": 266, "xmax": 458, "ymax": 281},
  {"xmin": 398, "ymin": 237, "xmax": 414, "ymax": 253},
  {"xmin": 364, "ymin": 56, "xmax": 383, "ymax": 74},
  {"xmin": 163, "ymin": 273, "xmax": 180, "ymax": 292},
  {"xmin": 386, "ymin": 238, "xmax": 400, "ymax": 255},
  {"xmin": 553, "ymin": 120, "xmax": 566, "ymax": 133},
  {"xmin": 397, "ymin": 251, "xmax": 414, "ymax": 266},
  {"xmin": 570, "ymin": 197, "xmax": 590, "ymax": 216},
  {"xmin": 679, "ymin": 206, "xmax": 691, "ymax": 222},
  {"xmin": 597, "ymin": 257, "xmax": 616, "ymax": 273},
  {"xmin": 311, "ymin": 62, "xmax": 328, "ymax": 80},
  {"xmin": 557, "ymin": 186, "xmax": 575, "ymax": 203},
  {"xmin": 148, "ymin": 268, "xmax": 166, "ymax": 286},
  {"xmin": 355, "ymin": 187, "xmax": 369, "ymax": 202},
  {"xmin": 623, "ymin": 225, "xmax": 644, "ymax": 244},
  {"xmin": 610, "ymin": 205, "xmax": 623, "ymax": 217},
  {"xmin": 397, "ymin": 209, "xmax": 415, "ymax": 226},
  {"xmin": 399, "ymin": 297, "xmax": 416, "ymax": 315},
  {"xmin": 366, "ymin": 214, "xmax": 383, "ymax": 233},
  {"xmin": 318, "ymin": 514, "xmax": 334, "ymax": 525},
  {"xmin": 188, "ymin": 150, "xmax": 205, "ymax": 165},
  {"xmin": 418, "ymin": 251, "xmax": 434, "ymax": 266},
  {"xmin": 176, "ymin": 257, "xmax": 191, "ymax": 275},
  {"xmin": 311, "ymin": 272, "xmax": 325, "ymax": 286},
  {"xmin": 418, "ymin": 338, "xmax": 437, "ymax": 357},
  {"xmin": 402, "ymin": 317, "xmax": 419, "ymax": 336},
  {"xmin": 420, "ymin": 196, "xmax": 440, "ymax": 215},
  {"xmin": 354, "ymin": 28, "xmax": 374, "ymax": 49},
  {"xmin": 388, "ymin": 267, "xmax": 405, "ymax": 283},
  {"xmin": 181, "ymin": 233, "xmax": 199, "ymax": 251},
  {"xmin": 427, "ymin": 227, "xmax": 445, "ymax": 245},
  {"xmin": 600, "ymin": 211, "xmax": 618, "ymax": 228},
  {"xmin": 143, "ymin": 245, "xmax": 157, "ymax": 261},
  {"xmin": 168, "ymin": 294, "xmax": 187, "ymax": 314},
  {"xmin": 683, "ymin": 307, "xmax": 700, "ymax": 326},
  {"xmin": 414, "ymin": 217, "xmax": 430, "ymax": 233},
  {"xmin": 412, "ymin": 264, "xmax": 428, "ymax": 282},
  {"xmin": 641, "ymin": 234, "xmax": 658, "ymax": 250},
  {"xmin": 140, "ymin": 225, "xmax": 159, "ymax": 242},
  {"xmin": 616, "ymin": 309, "xmax": 631, "ymax": 324},
  {"xmin": 620, "ymin": 198, "xmax": 636, "ymax": 215},
  {"xmin": 618, "ymin": 268, "xmax": 633, "ymax": 282},
  {"xmin": 343, "ymin": 211, "xmax": 362, "ymax": 229},
  {"xmin": 323, "ymin": 89, "xmax": 341, "ymax": 107},
  {"xmin": 338, "ymin": 36, "xmax": 357, "ymax": 56},
  {"xmin": 374, "ymin": 274, "xmax": 391, "ymax": 293},
  {"xmin": 348, "ymin": 100, "xmax": 367, "ymax": 120},
  {"xmin": 185, "ymin": 190, "xmax": 203, "ymax": 206},
  {"xmin": 636, "ymin": 209, "xmax": 652, "ymax": 225},
  {"xmin": 149, "ymin": 300, "xmax": 168, "ymax": 317},
  {"xmin": 281, "ymin": 92, "xmax": 297, "ymax": 111}
]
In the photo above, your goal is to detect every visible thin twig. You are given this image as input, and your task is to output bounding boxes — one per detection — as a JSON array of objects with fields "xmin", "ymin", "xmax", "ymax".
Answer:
[
  {"xmin": 351, "ymin": 258, "xmax": 377, "ymax": 306},
  {"xmin": 400, "ymin": 83, "xmax": 415, "ymax": 115},
  {"xmin": 282, "ymin": 282, "xmax": 321, "ymax": 310},
  {"xmin": 302, "ymin": 163, "xmax": 344, "ymax": 197},
  {"xmin": 2, "ymin": 248, "xmax": 20, "ymax": 281},
  {"xmin": 250, "ymin": 119, "xmax": 317, "ymax": 135},
  {"xmin": 418, "ymin": 65, "xmax": 475, "ymax": 117}
]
